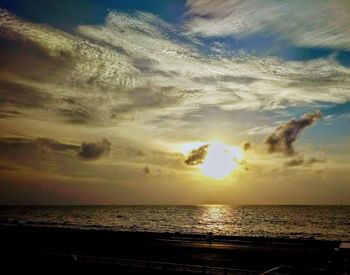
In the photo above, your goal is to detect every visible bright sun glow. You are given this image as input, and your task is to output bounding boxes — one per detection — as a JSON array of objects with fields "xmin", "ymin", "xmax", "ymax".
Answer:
[{"xmin": 199, "ymin": 141, "xmax": 243, "ymax": 180}]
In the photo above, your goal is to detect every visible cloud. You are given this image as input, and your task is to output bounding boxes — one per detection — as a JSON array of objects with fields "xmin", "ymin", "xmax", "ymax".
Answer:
[
  {"xmin": 143, "ymin": 165, "xmax": 150, "ymax": 174},
  {"xmin": 284, "ymin": 156, "xmax": 304, "ymax": 167},
  {"xmin": 1, "ymin": 7, "xmax": 350, "ymax": 152},
  {"xmin": 323, "ymin": 114, "xmax": 335, "ymax": 122},
  {"xmin": 0, "ymin": 80, "xmax": 50, "ymax": 108},
  {"xmin": 78, "ymin": 139, "xmax": 111, "ymax": 160},
  {"xmin": 239, "ymin": 159, "xmax": 251, "ymax": 171},
  {"xmin": 0, "ymin": 137, "xmax": 78, "ymax": 154},
  {"xmin": 285, "ymin": 156, "xmax": 325, "ymax": 167},
  {"xmin": 184, "ymin": 144, "xmax": 209, "ymax": 165},
  {"xmin": 186, "ymin": 0, "xmax": 350, "ymax": 50},
  {"xmin": 339, "ymin": 113, "xmax": 350, "ymax": 120},
  {"xmin": 242, "ymin": 141, "xmax": 251, "ymax": 151},
  {"xmin": 36, "ymin": 138, "xmax": 79, "ymax": 153},
  {"xmin": 264, "ymin": 111, "xmax": 322, "ymax": 156},
  {"xmin": 0, "ymin": 9, "xmax": 137, "ymax": 125},
  {"xmin": 0, "ymin": 9, "xmax": 136, "ymax": 88},
  {"xmin": 1, "ymin": 8, "xmax": 350, "ymax": 129},
  {"xmin": 245, "ymin": 126, "xmax": 277, "ymax": 136},
  {"xmin": 0, "ymin": 137, "xmax": 111, "ymax": 161},
  {"xmin": 0, "ymin": 137, "xmax": 80, "ymax": 172}
]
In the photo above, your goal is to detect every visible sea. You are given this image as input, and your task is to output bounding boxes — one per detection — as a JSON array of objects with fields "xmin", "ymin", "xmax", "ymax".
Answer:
[{"xmin": 0, "ymin": 205, "xmax": 349, "ymax": 241}]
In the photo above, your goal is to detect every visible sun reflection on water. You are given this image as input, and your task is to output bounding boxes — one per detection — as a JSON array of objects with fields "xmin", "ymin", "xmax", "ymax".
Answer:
[{"xmin": 200, "ymin": 205, "xmax": 229, "ymax": 233}]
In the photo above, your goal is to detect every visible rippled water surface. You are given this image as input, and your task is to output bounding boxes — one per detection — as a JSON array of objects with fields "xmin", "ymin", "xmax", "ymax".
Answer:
[{"xmin": 1, "ymin": 205, "xmax": 349, "ymax": 240}]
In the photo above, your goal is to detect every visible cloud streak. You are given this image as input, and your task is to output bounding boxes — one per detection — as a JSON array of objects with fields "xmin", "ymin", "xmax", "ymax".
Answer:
[
  {"xmin": 0, "ymin": 137, "xmax": 78, "ymax": 154},
  {"xmin": 186, "ymin": 0, "xmax": 350, "ymax": 50},
  {"xmin": 285, "ymin": 156, "xmax": 325, "ymax": 167},
  {"xmin": 0, "ymin": 137, "xmax": 112, "ymax": 162}
]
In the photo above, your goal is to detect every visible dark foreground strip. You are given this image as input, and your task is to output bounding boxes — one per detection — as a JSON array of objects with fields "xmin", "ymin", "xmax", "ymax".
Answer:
[
  {"xmin": 1, "ymin": 248, "xmax": 329, "ymax": 274},
  {"xmin": 2, "ymin": 249, "xmax": 262, "ymax": 275}
]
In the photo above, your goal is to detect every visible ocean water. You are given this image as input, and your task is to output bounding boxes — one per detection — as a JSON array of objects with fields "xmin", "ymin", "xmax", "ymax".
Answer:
[{"xmin": 0, "ymin": 205, "xmax": 349, "ymax": 241}]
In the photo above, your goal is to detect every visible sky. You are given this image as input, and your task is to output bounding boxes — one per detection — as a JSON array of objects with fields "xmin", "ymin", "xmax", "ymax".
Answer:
[{"xmin": 0, "ymin": 0, "xmax": 349, "ymax": 205}]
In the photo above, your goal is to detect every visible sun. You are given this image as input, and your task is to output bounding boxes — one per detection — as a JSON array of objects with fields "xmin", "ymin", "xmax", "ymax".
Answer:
[{"xmin": 199, "ymin": 141, "xmax": 243, "ymax": 180}]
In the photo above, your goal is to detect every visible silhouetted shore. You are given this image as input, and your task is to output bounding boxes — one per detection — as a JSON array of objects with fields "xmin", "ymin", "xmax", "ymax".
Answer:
[{"xmin": 0, "ymin": 225, "xmax": 348, "ymax": 274}]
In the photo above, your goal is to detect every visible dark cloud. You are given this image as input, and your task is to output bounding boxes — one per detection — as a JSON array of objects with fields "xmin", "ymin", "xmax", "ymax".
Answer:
[
  {"xmin": 184, "ymin": 144, "xmax": 209, "ymax": 165},
  {"xmin": 0, "ymin": 138, "xmax": 22, "ymax": 158},
  {"xmin": 0, "ymin": 80, "xmax": 50, "ymax": 108},
  {"xmin": 285, "ymin": 156, "xmax": 325, "ymax": 167},
  {"xmin": 59, "ymin": 108, "xmax": 92, "ymax": 124},
  {"xmin": 0, "ymin": 36, "xmax": 71, "ymax": 82},
  {"xmin": 0, "ymin": 137, "xmax": 112, "ymax": 164},
  {"xmin": 285, "ymin": 156, "xmax": 304, "ymax": 167},
  {"xmin": 132, "ymin": 57, "xmax": 181, "ymax": 78},
  {"xmin": 132, "ymin": 57, "xmax": 159, "ymax": 73},
  {"xmin": 220, "ymin": 75, "xmax": 257, "ymax": 84},
  {"xmin": 0, "ymin": 163, "xmax": 16, "ymax": 171},
  {"xmin": 0, "ymin": 137, "xmax": 79, "ymax": 171},
  {"xmin": 0, "ymin": 109, "xmax": 23, "ymax": 118},
  {"xmin": 143, "ymin": 165, "xmax": 150, "ymax": 174},
  {"xmin": 36, "ymin": 138, "xmax": 78, "ymax": 153},
  {"xmin": 242, "ymin": 141, "xmax": 251, "ymax": 151},
  {"xmin": 136, "ymin": 150, "xmax": 145, "ymax": 156},
  {"xmin": 58, "ymin": 97, "xmax": 94, "ymax": 124},
  {"xmin": 0, "ymin": 33, "xmax": 73, "ymax": 122},
  {"xmin": 307, "ymin": 157, "xmax": 324, "ymax": 165},
  {"xmin": 0, "ymin": 137, "xmax": 78, "ymax": 154},
  {"xmin": 131, "ymin": 86, "xmax": 185, "ymax": 109},
  {"xmin": 78, "ymin": 139, "xmax": 111, "ymax": 160},
  {"xmin": 192, "ymin": 75, "xmax": 257, "ymax": 85},
  {"xmin": 264, "ymin": 111, "xmax": 322, "ymax": 156}
]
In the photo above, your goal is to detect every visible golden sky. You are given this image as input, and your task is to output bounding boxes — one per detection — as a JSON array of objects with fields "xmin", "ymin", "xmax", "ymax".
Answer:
[{"xmin": 0, "ymin": 1, "xmax": 350, "ymax": 204}]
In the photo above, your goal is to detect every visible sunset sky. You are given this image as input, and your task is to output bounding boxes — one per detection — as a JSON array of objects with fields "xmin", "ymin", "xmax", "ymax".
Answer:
[{"xmin": 0, "ymin": 0, "xmax": 349, "ymax": 205}]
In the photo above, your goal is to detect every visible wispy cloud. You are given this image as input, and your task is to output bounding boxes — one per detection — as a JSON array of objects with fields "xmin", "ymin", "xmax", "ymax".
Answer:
[
  {"xmin": 285, "ymin": 156, "xmax": 325, "ymax": 167},
  {"xmin": 1, "ymin": 8, "xmax": 350, "ymax": 134},
  {"xmin": 339, "ymin": 113, "xmax": 350, "ymax": 120},
  {"xmin": 245, "ymin": 125, "xmax": 277, "ymax": 136},
  {"xmin": 186, "ymin": 0, "xmax": 350, "ymax": 50}
]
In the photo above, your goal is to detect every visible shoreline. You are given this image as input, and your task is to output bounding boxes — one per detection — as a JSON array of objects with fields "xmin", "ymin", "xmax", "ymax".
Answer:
[
  {"xmin": 0, "ymin": 222, "xmax": 343, "ymax": 243},
  {"xmin": 0, "ymin": 221, "xmax": 348, "ymax": 242}
]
